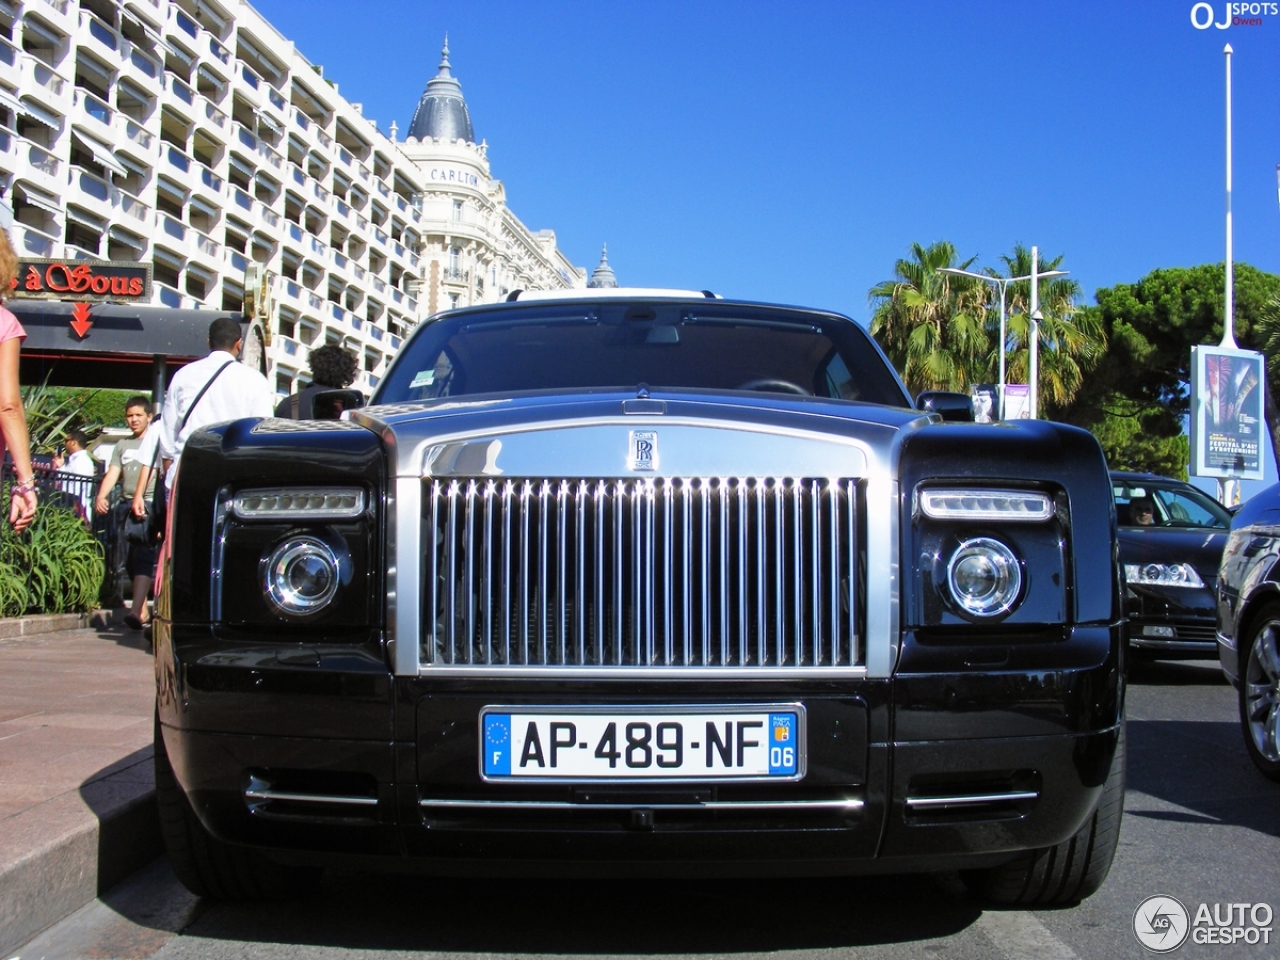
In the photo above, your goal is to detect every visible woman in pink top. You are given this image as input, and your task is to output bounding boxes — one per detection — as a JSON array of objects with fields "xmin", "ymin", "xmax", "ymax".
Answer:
[{"xmin": 0, "ymin": 214, "xmax": 36, "ymax": 532}]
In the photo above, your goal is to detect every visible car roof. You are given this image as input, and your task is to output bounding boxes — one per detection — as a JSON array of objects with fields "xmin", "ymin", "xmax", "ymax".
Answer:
[{"xmin": 1110, "ymin": 471, "xmax": 1194, "ymax": 487}]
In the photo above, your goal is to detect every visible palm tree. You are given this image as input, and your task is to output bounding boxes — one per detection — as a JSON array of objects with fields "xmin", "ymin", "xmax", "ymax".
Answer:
[
  {"xmin": 992, "ymin": 245, "xmax": 1103, "ymax": 415},
  {"xmin": 868, "ymin": 241, "xmax": 990, "ymax": 396}
]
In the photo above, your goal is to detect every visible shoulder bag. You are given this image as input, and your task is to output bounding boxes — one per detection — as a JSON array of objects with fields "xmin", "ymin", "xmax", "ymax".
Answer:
[{"xmin": 141, "ymin": 359, "xmax": 235, "ymax": 544}]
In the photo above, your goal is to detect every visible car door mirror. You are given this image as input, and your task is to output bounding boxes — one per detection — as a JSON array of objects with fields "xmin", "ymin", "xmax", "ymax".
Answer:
[{"xmin": 916, "ymin": 391, "xmax": 975, "ymax": 422}]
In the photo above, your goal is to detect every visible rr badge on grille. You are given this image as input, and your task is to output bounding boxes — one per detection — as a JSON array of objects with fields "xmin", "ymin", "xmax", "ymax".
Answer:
[{"xmin": 628, "ymin": 430, "xmax": 658, "ymax": 471}]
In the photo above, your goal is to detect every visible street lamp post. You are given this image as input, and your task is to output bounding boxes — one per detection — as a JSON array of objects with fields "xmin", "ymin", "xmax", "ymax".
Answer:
[{"xmin": 938, "ymin": 260, "xmax": 1067, "ymax": 418}]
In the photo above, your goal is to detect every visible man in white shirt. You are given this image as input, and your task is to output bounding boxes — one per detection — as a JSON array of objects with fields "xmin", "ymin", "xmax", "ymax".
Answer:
[
  {"xmin": 55, "ymin": 429, "xmax": 96, "ymax": 516},
  {"xmin": 132, "ymin": 318, "xmax": 274, "ymax": 518}
]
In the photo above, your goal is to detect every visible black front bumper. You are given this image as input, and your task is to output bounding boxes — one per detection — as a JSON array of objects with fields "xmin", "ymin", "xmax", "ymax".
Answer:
[{"xmin": 158, "ymin": 623, "xmax": 1123, "ymax": 877}]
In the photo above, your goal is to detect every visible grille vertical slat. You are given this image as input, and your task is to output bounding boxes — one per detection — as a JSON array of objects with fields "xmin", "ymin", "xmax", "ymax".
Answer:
[{"xmin": 425, "ymin": 477, "xmax": 862, "ymax": 670}]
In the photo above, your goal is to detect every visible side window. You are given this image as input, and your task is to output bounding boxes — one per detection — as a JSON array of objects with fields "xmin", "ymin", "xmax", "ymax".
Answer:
[
  {"xmin": 821, "ymin": 351, "xmax": 858, "ymax": 401},
  {"xmin": 1154, "ymin": 490, "xmax": 1228, "ymax": 528}
]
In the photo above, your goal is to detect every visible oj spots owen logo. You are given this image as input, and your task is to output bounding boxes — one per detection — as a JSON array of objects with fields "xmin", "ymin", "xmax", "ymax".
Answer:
[{"xmin": 1191, "ymin": 2, "xmax": 1277, "ymax": 27}]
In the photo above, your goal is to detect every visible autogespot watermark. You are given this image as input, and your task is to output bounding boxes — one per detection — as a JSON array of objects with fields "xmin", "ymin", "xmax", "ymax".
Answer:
[
  {"xmin": 1133, "ymin": 896, "xmax": 1274, "ymax": 951},
  {"xmin": 1190, "ymin": 1, "xmax": 1277, "ymax": 28}
]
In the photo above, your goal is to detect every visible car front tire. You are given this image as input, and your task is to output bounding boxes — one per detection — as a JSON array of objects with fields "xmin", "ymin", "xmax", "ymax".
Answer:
[
  {"xmin": 963, "ymin": 723, "xmax": 1125, "ymax": 905},
  {"xmin": 154, "ymin": 713, "xmax": 321, "ymax": 900},
  {"xmin": 1239, "ymin": 604, "xmax": 1280, "ymax": 782}
]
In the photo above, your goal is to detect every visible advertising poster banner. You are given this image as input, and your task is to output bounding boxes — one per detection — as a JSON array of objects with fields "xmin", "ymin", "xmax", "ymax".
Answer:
[
  {"xmin": 1190, "ymin": 344, "xmax": 1266, "ymax": 481},
  {"xmin": 1003, "ymin": 384, "xmax": 1030, "ymax": 420},
  {"xmin": 971, "ymin": 384, "xmax": 998, "ymax": 423}
]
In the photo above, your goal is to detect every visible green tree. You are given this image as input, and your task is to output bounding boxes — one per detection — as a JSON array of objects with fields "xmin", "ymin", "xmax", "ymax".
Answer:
[
  {"xmin": 1060, "ymin": 263, "xmax": 1280, "ymax": 475},
  {"xmin": 989, "ymin": 246, "xmax": 1102, "ymax": 415},
  {"xmin": 868, "ymin": 241, "xmax": 990, "ymax": 397}
]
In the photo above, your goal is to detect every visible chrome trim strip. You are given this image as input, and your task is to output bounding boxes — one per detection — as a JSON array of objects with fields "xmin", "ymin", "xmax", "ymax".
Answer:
[
  {"xmin": 246, "ymin": 789, "xmax": 379, "ymax": 807},
  {"xmin": 864, "ymin": 477, "xmax": 897, "ymax": 678},
  {"xmin": 392, "ymin": 476, "xmax": 421, "ymax": 676},
  {"xmin": 420, "ymin": 798, "xmax": 864, "ymax": 812},
  {"xmin": 419, "ymin": 665, "xmax": 869, "ymax": 679},
  {"xmin": 409, "ymin": 417, "xmax": 875, "ymax": 481},
  {"xmin": 904, "ymin": 790, "xmax": 1040, "ymax": 810},
  {"xmin": 209, "ymin": 486, "xmax": 234, "ymax": 622}
]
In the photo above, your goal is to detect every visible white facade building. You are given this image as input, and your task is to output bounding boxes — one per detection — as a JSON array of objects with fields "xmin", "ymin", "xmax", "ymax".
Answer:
[{"xmin": 0, "ymin": 0, "xmax": 584, "ymax": 396}]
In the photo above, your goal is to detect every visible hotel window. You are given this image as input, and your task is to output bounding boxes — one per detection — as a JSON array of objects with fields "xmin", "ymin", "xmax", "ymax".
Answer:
[
  {"xmin": 65, "ymin": 206, "xmax": 105, "ymax": 256},
  {"xmin": 107, "ymin": 226, "xmax": 145, "ymax": 262},
  {"xmin": 152, "ymin": 247, "xmax": 183, "ymax": 289},
  {"xmin": 74, "ymin": 52, "xmax": 114, "ymax": 104},
  {"xmin": 451, "ymin": 200, "xmax": 463, "ymax": 222},
  {"xmin": 448, "ymin": 293, "xmax": 459, "ymax": 310},
  {"xmin": 20, "ymin": 16, "xmax": 64, "ymax": 69}
]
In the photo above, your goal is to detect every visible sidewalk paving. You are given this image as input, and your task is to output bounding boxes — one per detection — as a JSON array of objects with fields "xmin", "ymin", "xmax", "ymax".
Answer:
[{"xmin": 0, "ymin": 618, "xmax": 161, "ymax": 956}]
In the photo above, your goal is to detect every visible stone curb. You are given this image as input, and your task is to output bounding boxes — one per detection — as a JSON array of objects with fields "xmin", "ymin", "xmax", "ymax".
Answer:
[
  {"xmin": 0, "ymin": 610, "xmax": 120, "ymax": 640},
  {"xmin": 0, "ymin": 753, "xmax": 162, "ymax": 957}
]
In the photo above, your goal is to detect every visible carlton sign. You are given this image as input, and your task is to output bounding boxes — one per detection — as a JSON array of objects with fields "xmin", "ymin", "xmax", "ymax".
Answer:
[{"xmin": 11, "ymin": 258, "xmax": 152, "ymax": 302}]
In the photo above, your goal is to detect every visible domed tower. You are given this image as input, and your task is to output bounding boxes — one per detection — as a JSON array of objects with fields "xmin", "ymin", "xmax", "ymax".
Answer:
[
  {"xmin": 587, "ymin": 244, "xmax": 618, "ymax": 288},
  {"xmin": 407, "ymin": 38, "xmax": 475, "ymax": 144}
]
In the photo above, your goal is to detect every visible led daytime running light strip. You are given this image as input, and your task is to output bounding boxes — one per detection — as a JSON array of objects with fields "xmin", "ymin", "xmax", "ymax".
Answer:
[
  {"xmin": 919, "ymin": 489, "xmax": 1053, "ymax": 522},
  {"xmin": 232, "ymin": 487, "xmax": 365, "ymax": 520}
]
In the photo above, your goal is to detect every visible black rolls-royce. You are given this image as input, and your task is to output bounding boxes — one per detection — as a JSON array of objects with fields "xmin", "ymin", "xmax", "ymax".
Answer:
[{"xmin": 154, "ymin": 291, "xmax": 1124, "ymax": 904}]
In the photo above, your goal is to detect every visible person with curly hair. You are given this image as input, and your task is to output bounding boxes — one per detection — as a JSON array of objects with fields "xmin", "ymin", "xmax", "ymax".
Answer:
[
  {"xmin": 275, "ymin": 344, "xmax": 361, "ymax": 419},
  {"xmin": 0, "ymin": 203, "xmax": 36, "ymax": 532}
]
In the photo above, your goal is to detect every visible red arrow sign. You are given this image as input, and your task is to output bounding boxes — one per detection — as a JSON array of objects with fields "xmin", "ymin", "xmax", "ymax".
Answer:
[{"xmin": 70, "ymin": 302, "xmax": 92, "ymax": 338}]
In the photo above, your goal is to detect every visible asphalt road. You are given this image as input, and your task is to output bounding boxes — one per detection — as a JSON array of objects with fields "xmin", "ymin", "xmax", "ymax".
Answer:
[{"xmin": 16, "ymin": 658, "xmax": 1280, "ymax": 960}]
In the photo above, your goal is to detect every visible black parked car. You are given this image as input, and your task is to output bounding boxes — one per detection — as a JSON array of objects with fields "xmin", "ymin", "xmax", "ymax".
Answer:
[
  {"xmin": 154, "ymin": 290, "xmax": 1124, "ymax": 904},
  {"xmin": 1112, "ymin": 472, "xmax": 1232, "ymax": 659},
  {"xmin": 1216, "ymin": 481, "xmax": 1280, "ymax": 781}
]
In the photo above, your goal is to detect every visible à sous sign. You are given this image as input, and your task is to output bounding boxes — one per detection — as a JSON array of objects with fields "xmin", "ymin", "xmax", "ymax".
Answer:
[{"xmin": 12, "ymin": 259, "xmax": 151, "ymax": 302}]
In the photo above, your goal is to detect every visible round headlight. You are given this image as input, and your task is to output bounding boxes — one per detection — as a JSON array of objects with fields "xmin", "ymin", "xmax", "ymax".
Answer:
[
  {"xmin": 946, "ymin": 537, "xmax": 1023, "ymax": 618},
  {"xmin": 264, "ymin": 537, "xmax": 340, "ymax": 617}
]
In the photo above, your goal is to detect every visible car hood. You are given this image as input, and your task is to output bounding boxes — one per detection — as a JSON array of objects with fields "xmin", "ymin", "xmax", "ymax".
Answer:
[
  {"xmin": 352, "ymin": 389, "xmax": 937, "ymax": 479},
  {"xmin": 1117, "ymin": 526, "xmax": 1228, "ymax": 581}
]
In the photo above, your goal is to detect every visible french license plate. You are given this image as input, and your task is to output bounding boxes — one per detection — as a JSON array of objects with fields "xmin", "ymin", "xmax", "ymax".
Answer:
[{"xmin": 480, "ymin": 706, "xmax": 803, "ymax": 781}]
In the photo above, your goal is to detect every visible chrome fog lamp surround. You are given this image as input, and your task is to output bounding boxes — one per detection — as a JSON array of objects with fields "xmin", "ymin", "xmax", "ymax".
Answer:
[
  {"xmin": 946, "ymin": 537, "xmax": 1023, "ymax": 618},
  {"xmin": 233, "ymin": 487, "xmax": 365, "ymax": 520},
  {"xmin": 264, "ymin": 537, "xmax": 341, "ymax": 616},
  {"xmin": 1124, "ymin": 563, "xmax": 1204, "ymax": 588},
  {"xmin": 920, "ymin": 488, "xmax": 1053, "ymax": 522}
]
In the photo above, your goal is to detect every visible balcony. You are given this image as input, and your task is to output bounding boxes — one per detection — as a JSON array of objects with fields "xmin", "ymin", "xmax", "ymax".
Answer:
[
  {"xmin": 161, "ymin": 214, "xmax": 185, "ymax": 242},
  {"xmin": 74, "ymin": 89, "xmax": 113, "ymax": 131},
  {"xmin": 171, "ymin": 8, "xmax": 198, "ymax": 39},
  {"xmin": 111, "ymin": 187, "xmax": 150, "ymax": 224},
  {"xmin": 258, "ymin": 202, "xmax": 279, "ymax": 228},
  {"xmin": 169, "ymin": 76, "xmax": 195, "ymax": 107},
  {"xmin": 14, "ymin": 223, "xmax": 57, "ymax": 257},
  {"xmin": 25, "ymin": 142, "xmax": 61, "ymax": 180},
  {"xmin": 0, "ymin": 37, "xmax": 20, "ymax": 76},
  {"xmin": 256, "ymin": 140, "xmax": 282, "ymax": 170},
  {"xmin": 442, "ymin": 266, "xmax": 468, "ymax": 283},
  {"xmin": 77, "ymin": 168, "xmax": 110, "ymax": 203},
  {"xmin": 85, "ymin": 13, "xmax": 117, "ymax": 52},
  {"xmin": 21, "ymin": 57, "xmax": 70, "ymax": 112},
  {"xmin": 114, "ymin": 115, "xmax": 155, "ymax": 152},
  {"xmin": 193, "ymin": 229, "xmax": 220, "ymax": 259},
  {"xmin": 165, "ymin": 145, "xmax": 190, "ymax": 173},
  {"xmin": 232, "ymin": 187, "xmax": 253, "ymax": 212},
  {"xmin": 208, "ymin": 36, "xmax": 230, "ymax": 66},
  {"xmin": 198, "ymin": 164, "xmax": 223, "ymax": 193},
  {"xmin": 267, "ymin": 87, "xmax": 286, "ymax": 114},
  {"xmin": 127, "ymin": 46, "xmax": 159, "ymax": 81},
  {"xmin": 200, "ymin": 96, "xmax": 227, "ymax": 130}
]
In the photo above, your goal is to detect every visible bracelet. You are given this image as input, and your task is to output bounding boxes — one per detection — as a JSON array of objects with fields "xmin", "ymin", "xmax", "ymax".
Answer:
[{"xmin": 11, "ymin": 480, "xmax": 37, "ymax": 496}]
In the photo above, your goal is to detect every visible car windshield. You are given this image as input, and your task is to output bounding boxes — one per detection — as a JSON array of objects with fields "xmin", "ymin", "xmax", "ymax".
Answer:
[
  {"xmin": 1113, "ymin": 481, "xmax": 1232, "ymax": 529},
  {"xmin": 373, "ymin": 302, "xmax": 911, "ymax": 406}
]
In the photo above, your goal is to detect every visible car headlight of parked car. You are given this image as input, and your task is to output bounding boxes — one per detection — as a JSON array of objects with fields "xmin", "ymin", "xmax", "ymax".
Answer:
[{"xmin": 1123, "ymin": 563, "xmax": 1204, "ymax": 587}]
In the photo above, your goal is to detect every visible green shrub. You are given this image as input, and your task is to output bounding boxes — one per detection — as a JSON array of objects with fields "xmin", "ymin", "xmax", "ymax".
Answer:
[
  {"xmin": 0, "ymin": 490, "xmax": 105, "ymax": 616},
  {"xmin": 20, "ymin": 380, "xmax": 110, "ymax": 454}
]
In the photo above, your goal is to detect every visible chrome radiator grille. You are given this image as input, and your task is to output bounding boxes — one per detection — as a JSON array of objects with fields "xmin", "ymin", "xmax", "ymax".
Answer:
[{"xmin": 422, "ymin": 477, "xmax": 863, "ymax": 670}]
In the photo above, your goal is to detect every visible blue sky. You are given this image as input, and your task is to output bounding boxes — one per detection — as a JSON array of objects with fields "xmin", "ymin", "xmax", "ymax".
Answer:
[{"xmin": 253, "ymin": 0, "xmax": 1280, "ymax": 493}]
